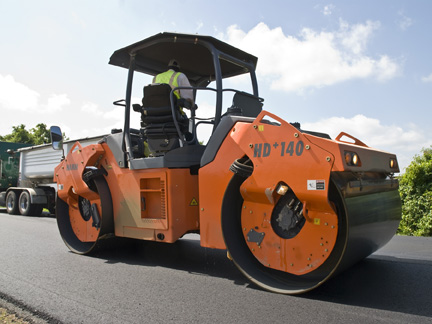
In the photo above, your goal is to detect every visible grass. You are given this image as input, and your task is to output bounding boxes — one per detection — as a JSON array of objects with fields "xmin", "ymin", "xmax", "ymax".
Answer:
[{"xmin": 0, "ymin": 307, "xmax": 29, "ymax": 324}]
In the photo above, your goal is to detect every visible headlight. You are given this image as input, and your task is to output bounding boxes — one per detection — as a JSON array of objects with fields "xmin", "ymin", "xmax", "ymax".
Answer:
[
  {"xmin": 344, "ymin": 151, "xmax": 361, "ymax": 166},
  {"xmin": 276, "ymin": 184, "xmax": 289, "ymax": 195},
  {"xmin": 389, "ymin": 158, "xmax": 398, "ymax": 169}
]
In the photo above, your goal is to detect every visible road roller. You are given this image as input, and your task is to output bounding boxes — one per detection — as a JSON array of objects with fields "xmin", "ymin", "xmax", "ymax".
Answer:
[{"xmin": 51, "ymin": 32, "xmax": 401, "ymax": 294}]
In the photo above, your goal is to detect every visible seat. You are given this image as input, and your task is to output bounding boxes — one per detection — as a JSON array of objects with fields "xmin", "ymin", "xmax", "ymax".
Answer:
[
  {"xmin": 139, "ymin": 83, "xmax": 188, "ymax": 156},
  {"xmin": 229, "ymin": 92, "xmax": 263, "ymax": 118}
]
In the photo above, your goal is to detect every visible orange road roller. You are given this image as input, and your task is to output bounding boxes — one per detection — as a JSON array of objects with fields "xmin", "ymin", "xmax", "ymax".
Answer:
[{"xmin": 51, "ymin": 32, "xmax": 401, "ymax": 294}]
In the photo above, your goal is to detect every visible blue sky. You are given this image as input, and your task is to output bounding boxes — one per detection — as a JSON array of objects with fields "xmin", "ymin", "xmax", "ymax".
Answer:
[{"xmin": 1, "ymin": 0, "xmax": 431, "ymax": 171}]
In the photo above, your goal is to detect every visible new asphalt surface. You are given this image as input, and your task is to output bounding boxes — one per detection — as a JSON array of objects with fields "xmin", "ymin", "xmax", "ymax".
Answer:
[{"xmin": 0, "ymin": 208, "xmax": 431, "ymax": 324}]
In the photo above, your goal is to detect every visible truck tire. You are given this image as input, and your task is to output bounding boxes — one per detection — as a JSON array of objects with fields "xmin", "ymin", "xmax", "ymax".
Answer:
[
  {"xmin": 0, "ymin": 192, "xmax": 6, "ymax": 206},
  {"xmin": 18, "ymin": 191, "xmax": 43, "ymax": 216},
  {"xmin": 6, "ymin": 191, "xmax": 19, "ymax": 215}
]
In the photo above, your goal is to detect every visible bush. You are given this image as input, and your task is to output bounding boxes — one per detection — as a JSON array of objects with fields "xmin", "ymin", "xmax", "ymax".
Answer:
[{"xmin": 398, "ymin": 146, "xmax": 432, "ymax": 236}]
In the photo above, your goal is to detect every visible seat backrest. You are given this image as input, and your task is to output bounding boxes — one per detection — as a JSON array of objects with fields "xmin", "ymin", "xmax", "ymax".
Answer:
[
  {"xmin": 142, "ymin": 83, "xmax": 173, "ymax": 108},
  {"xmin": 232, "ymin": 92, "xmax": 263, "ymax": 117},
  {"xmin": 140, "ymin": 83, "xmax": 187, "ymax": 156}
]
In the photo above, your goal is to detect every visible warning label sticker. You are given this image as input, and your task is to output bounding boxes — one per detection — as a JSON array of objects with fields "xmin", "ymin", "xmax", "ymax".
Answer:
[
  {"xmin": 307, "ymin": 180, "xmax": 325, "ymax": 190},
  {"xmin": 190, "ymin": 198, "xmax": 198, "ymax": 206}
]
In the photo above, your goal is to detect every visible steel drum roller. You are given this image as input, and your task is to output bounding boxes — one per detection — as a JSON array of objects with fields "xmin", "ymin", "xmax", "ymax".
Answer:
[{"xmin": 222, "ymin": 172, "xmax": 401, "ymax": 294}]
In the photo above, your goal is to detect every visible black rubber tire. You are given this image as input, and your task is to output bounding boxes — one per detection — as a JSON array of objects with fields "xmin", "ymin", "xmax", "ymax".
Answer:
[
  {"xmin": 17, "ymin": 191, "xmax": 43, "ymax": 216},
  {"xmin": 19, "ymin": 191, "xmax": 32, "ymax": 216},
  {"xmin": 6, "ymin": 191, "xmax": 19, "ymax": 215}
]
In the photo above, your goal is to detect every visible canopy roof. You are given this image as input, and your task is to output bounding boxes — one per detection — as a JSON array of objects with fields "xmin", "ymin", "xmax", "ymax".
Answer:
[{"xmin": 109, "ymin": 32, "xmax": 258, "ymax": 85}]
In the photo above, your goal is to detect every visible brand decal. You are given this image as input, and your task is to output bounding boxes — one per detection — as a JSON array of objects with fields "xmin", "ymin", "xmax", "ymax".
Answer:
[
  {"xmin": 66, "ymin": 164, "xmax": 78, "ymax": 171},
  {"xmin": 253, "ymin": 141, "xmax": 304, "ymax": 158}
]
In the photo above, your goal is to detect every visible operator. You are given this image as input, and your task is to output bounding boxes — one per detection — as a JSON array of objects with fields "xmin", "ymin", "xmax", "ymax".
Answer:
[
  {"xmin": 152, "ymin": 59, "xmax": 197, "ymax": 144},
  {"xmin": 152, "ymin": 59, "xmax": 194, "ymax": 108}
]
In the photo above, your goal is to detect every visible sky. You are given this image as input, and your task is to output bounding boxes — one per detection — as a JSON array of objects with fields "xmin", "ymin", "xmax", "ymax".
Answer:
[{"xmin": 1, "ymin": 0, "xmax": 431, "ymax": 172}]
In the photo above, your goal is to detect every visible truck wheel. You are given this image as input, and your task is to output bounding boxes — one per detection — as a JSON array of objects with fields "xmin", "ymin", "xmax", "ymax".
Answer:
[
  {"xmin": 19, "ymin": 191, "xmax": 32, "ymax": 216},
  {"xmin": 6, "ymin": 191, "xmax": 19, "ymax": 215},
  {"xmin": 18, "ymin": 191, "xmax": 42, "ymax": 216},
  {"xmin": 56, "ymin": 175, "xmax": 113, "ymax": 255}
]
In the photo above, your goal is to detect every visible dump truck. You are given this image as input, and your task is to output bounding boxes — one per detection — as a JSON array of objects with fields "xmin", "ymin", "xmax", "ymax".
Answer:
[
  {"xmin": 0, "ymin": 136, "xmax": 104, "ymax": 216},
  {"xmin": 51, "ymin": 32, "xmax": 401, "ymax": 294}
]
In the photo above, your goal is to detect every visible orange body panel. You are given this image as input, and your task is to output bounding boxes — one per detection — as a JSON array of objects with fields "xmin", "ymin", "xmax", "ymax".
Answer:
[
  {"xmin": 54, "ymin": 142, "xmax": 200, "ymax": 244},
  {"xmin": 198, "ymin": 123, "xmax": 249, "ymax": 249},
  {"xmin": 199, "ymin": 111, "xmax": 340, "ymax": 274}
]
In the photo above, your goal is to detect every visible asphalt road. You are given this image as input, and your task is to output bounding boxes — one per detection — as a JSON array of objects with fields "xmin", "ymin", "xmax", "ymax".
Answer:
[{"xmin": 0, "ymin": 208, "xmax": 431, "ymax": 324}]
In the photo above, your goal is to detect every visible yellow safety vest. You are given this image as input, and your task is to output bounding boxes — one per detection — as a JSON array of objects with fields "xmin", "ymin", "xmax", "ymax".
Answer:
[{"xmin": 153, "ymin": 70, "xmax": 181, "ymax": 99}]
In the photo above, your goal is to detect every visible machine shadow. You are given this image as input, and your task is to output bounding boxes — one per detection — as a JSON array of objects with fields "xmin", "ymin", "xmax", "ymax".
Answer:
[
  {"xmin": 306, "ymin": 256, "xmax": 432, "ymax": 318},
  {"xmin": 87, "ymin": 235, "xmax": 432, "ymax": 318},
  {"xmin": 86, "ymin": 235, "xmax": 250, "ymax": 286}
]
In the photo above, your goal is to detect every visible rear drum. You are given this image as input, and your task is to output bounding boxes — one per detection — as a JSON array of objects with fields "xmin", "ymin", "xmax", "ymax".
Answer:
[{"xmin": 56, "ymin": 176, "xmax": 113, "ymax": 254}]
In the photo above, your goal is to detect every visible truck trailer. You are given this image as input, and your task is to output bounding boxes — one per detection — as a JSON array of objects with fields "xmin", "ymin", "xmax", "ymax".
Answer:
[
  {"xmin": 0, "ymin": 136, "xmax": 104, "ymax": 216},
  {"xmin": 51, "ymin": 32, "xmax": 401, "ymax": 294}
]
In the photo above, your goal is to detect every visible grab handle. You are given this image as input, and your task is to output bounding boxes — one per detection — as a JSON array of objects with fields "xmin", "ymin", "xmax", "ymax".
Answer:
[{"xmin": 335, "ymin": 132, "xmax": 368, "ymax": 147}]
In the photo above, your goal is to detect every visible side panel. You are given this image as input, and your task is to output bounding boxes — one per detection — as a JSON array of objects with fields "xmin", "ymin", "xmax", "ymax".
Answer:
[
  {"xmin": 199, "ymin": 122, "xmax": 248, "ymax": 249},
  {"xmin": 101, "ymin": 144, "xmax": 200, "ymax": 243}
]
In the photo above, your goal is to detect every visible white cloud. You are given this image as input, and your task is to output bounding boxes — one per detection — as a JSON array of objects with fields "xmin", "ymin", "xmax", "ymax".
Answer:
[
  {"xmin": 375, "ymin": 55, "xmax": 399, "ymax": 81},
  {"xmin": 0, "ymin": 74, "xmax": 70, "ymax": 113},
  {"xmin": 301, "ymin": 115, "xmax": 429, "ymax": 171},
  {"xmin": 421, "ymin": 73, "xmax": 432, "ymax": 83},
  {"xmin": 223, "ymin": 22, "xmax": 400, "ymax": 93},
  {"xmin": 338, "ymin": 19, "xmax": 379, "ymax": 55},
  {"xmin": 322, "ymin": 4, "xmax": 335, "ymax": 16},
  {"xmin": 0, "ymin": 74, "xmax": 73, "ymax": 137},
  {"xmin": 0, "ymin": 74, "xmax": 39, "ymax": 111},
  {"xmin": 397, "ymin": 11, "xmax": 413, "ymax": 31},
  {"xmin": 103, "ymin": 106, "xmax": 124, "ymax": 120},
  {"xmin": 81, "ymin": 102, "xmax": 103, "ymax": 116},
  {"xmin": 77, "ymin": 99, "xmax": 142, "ymax": 135},
  {"xmin": 43, "ymin": 94, "xmax": 70, "ymax": 113}
]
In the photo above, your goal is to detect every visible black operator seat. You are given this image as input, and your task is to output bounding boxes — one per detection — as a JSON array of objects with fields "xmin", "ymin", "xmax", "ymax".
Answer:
[{"xmin": 138, "ymin": 83, "xmax": 188, "ymax": 156}]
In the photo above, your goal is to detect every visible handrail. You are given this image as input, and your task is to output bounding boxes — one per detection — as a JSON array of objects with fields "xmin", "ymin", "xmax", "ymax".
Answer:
[{"xmin": 169, "ymin": 86, "xmax": 263, "ymax": 146}]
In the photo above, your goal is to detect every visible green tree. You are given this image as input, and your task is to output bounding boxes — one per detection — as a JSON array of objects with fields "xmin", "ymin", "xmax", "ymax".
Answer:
[
  {"xmin": 0, "ymin": 123, "xmax": 54, "ymax": 145},
  {"xmin": 30, "ymin": 123, "xmax": 51, "ymax": 145},
  {"xmin": 0, "ymin": 124, "xmax": 33, "ymax": 144},
  {"xmin": 398, "ymin": 146, "xmax": 432, "ymax": 236}
]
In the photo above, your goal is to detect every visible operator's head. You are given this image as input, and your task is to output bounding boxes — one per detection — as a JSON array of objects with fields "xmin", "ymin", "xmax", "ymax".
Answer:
[{"xmin": 168, "ymin": 59, "xmax": 180, "ymax": 72}]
